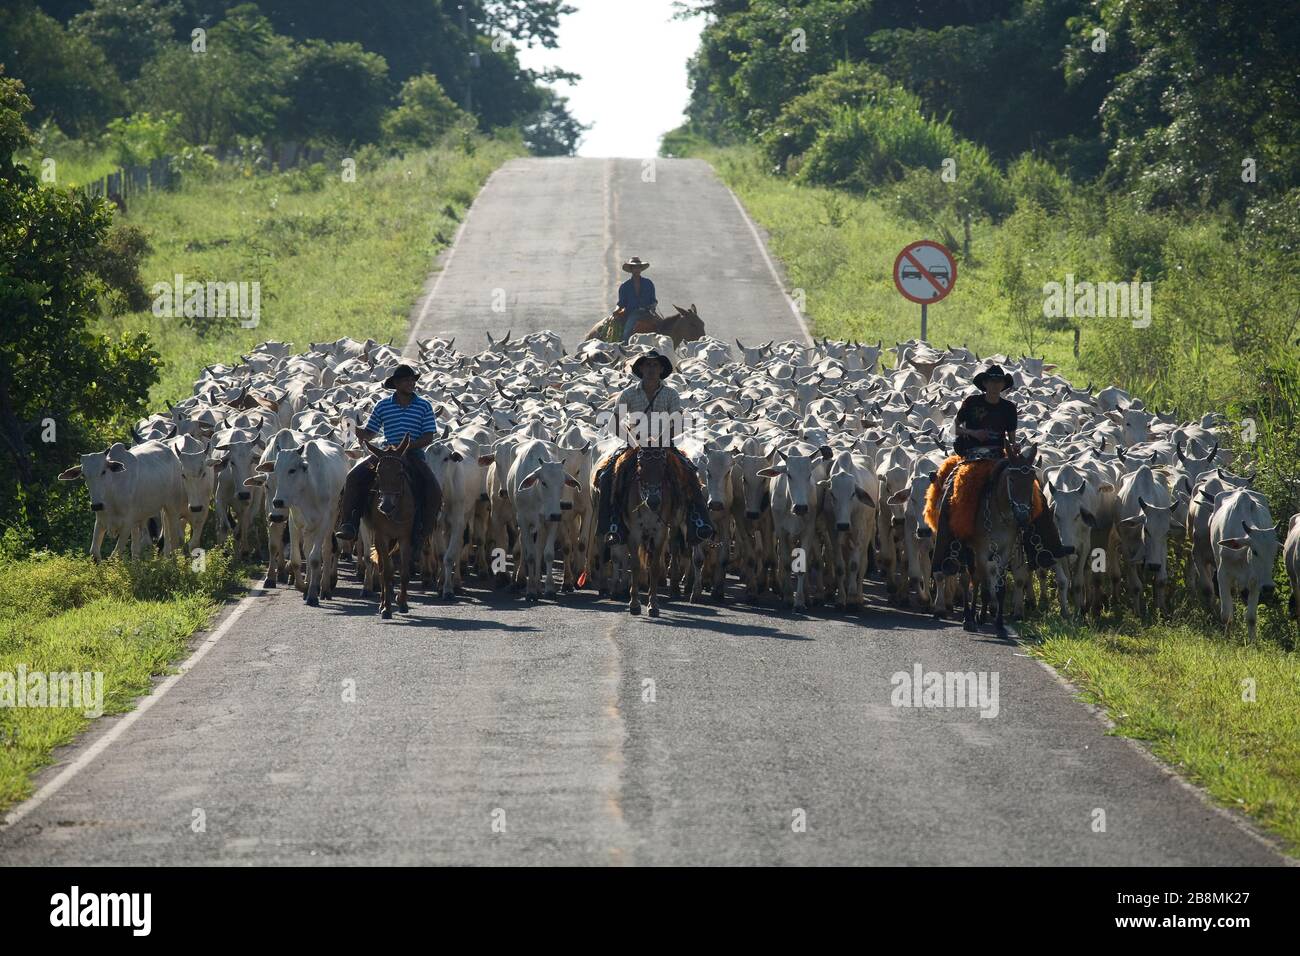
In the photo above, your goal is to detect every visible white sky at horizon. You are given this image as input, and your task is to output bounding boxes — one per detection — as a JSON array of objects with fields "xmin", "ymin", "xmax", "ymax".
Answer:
[{"xmin": 515, "ymin": 0, "xmax": 705, "ymax": 158}]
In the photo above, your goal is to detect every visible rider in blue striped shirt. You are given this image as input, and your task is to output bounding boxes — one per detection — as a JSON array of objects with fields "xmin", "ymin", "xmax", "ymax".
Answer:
[{"xmin": 336, "ymin": 364, "xmax": 442, "ymax": 547}]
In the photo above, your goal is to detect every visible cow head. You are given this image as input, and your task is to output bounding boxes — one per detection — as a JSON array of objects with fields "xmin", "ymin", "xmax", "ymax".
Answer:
[
  {"xmin": 519, "ymin": 458, "xmax": 579, "ymax": 522},
  {"xmin": 1120, "ymin": 495, "xmax": 1173, "ymax": 574},
  {"xmin": 177, "ymin": 449, "xmax": 213, "ymax": 512},
  {"xmin": 58, "ymin": 446, "xmax": 128, "ymax": 511}
]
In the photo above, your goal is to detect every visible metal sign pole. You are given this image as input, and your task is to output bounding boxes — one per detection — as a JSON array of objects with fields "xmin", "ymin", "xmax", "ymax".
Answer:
[{"xmin": 921, "ymin": 301, "xmax": 928, "ymax": 342}]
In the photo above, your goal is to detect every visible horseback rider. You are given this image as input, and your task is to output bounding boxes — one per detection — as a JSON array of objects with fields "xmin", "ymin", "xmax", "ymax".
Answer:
[
  {"xmin": 611, "ymin": 256, "xmax": 657, "ymax": 341},
  {"xmin": 930, "ymin": 362, "xmax": 1075, "ymax": 573},
  {"xmin": 335, "ymin": 364, "xmax": 442, "ymax": 548},
  {"xmin": 593, "ymin": 349, "xmax": 715, "ymax": 546}
]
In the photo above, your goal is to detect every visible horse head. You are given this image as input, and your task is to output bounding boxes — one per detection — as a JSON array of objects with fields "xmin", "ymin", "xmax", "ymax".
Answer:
[
  {"xmin": 364, "ymin": 435, "xmax": 412, "ymax": 520},
  {"xmin": 998, "ymin": 445, "xmax": 1039, "ymax": 528},
  {"xmin": 666, "ymin": 304, "xmax": 704, "ymax": 346}
]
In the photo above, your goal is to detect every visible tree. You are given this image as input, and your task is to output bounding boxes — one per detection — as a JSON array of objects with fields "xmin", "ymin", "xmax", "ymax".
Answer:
[
  {"xmin": 0, "ymin": 5, "xmax": 127, "ymax": 137},
  {"xmin": 381, "ymin": 73, "xmax": 471, "ymax": 151},
  {"xmin": 522, "ymin": 87, "xmax": 587, "ymax": 156},
  {"xmin": 70, "ymin": 0, "xmax": 184, "ymax": 82},
  {"xmin": 130, "ymin": 4, "xmax": 291, "ymax": 146},
  {"xmin": 0, "ymin": 70, "xmax": 160, "ymax": 548},
  {"xmin": 281, "ymin": 40, "xmax": 391, "ymax": 147}
]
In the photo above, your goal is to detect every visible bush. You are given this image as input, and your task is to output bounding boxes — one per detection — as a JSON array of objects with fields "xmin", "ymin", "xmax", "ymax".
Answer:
[
  {"xmin": 1008, "ymin": 153, "xmax": 1073, "ymax": 215},
  {"xmin": 381, "ymin": 74, "xmax": 472, "ymax": 152},
  {"xmin": 762, "ymin": 63, "xmax": 906, "ymax": 172},
  {"xmin": 105, "ymin": 111, "xmax": 181, "ymax": 168},
  {"xmin": 798, "ymin": 102, "xmax": 959, "ymax": 191},
  {"xmin": 1104, "ymin": 197, "xmax": 1172, "ymax": 280}
]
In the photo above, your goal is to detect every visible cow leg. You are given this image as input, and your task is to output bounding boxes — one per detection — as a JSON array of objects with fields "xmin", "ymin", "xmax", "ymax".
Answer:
[
  {"xmin": 304, "ymin": 529, "xmax": 323, "ymax": 606},
  {"xmin": 89, "ymin": 515, "xmax": 107, "ymax": 562},
  {"xmin": 442, "ymin": 512, "xmax": 467, "ymax": 600},
  {"xmin": 542, "ymin": 523, "xmax": 558, "ymax": 598}
]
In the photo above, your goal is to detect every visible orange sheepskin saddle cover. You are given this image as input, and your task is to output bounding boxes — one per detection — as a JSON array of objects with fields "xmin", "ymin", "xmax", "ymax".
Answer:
[{"xmin": 923, "ymin": 455, "xmax": 1045, "ymax": 542}]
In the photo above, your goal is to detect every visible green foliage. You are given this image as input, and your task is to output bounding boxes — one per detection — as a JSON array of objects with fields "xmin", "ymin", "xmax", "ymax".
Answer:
[
  {"xmin": 761, "ymin": 62, "xmax": 907, "ymax": 172},
  {"xmin": 70, "ymin": 0, "xmax": 184, "ymax": 83},
  {"xmin": 1007, "ymin": 153, "xmax": 1073, "ymax": 216},
  {"xmin": 281, "ymin": 40, "xmax": 391, "ymax": 147},
  {"xmin": 521, "ymin": 87, "xmax": 588, "ymax": 158},
  {"xmin": 0, "ymin": 74, "xmax": 160, "ymax": 550},
  {"xmin": 381, "ymin": 73, "xmax": 473, "ymax": 152},
  {"xmin": 0, "ymin": 6, "xmax": 127, "ymax": 137},
  {"xmin": 105, "ymin": 111, "xmax": 182, "ymax": 168},
  {"xmin": 130, "ymin": 5, "xmax": 292, "ymax": 147}
]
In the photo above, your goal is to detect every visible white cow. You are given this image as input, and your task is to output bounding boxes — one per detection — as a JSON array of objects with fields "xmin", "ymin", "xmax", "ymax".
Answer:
[
  {"xmin": 503, "ymin": 438, "xmax": 579, "ymax": 600},
  {"xmin": 760, "ymin": 442, "xmax": 831, "ymax": 610},
  {"xmin": 254, "ymin": 439, "xmax": 347, "ymax": 605},
  {"xmin": 1209, "ymin": 488, "xmax": 1280, "ymax": 642},
  {"xmin": 58, "ymin": 441, "xmax": 186, "ymax": 560}
]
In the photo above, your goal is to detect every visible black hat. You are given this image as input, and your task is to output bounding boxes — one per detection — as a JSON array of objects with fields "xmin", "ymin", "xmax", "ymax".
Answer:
[
  {"xmin": 972, "ymin": 363, "xmax": 1014, "ymax": 390},
  {"xmin": 630, "ymin": 350, "xmax": 673, "ymax": 379},
  {"xmin": 383, "ymin": 364, "xmax": 420, "ymax": 388}
]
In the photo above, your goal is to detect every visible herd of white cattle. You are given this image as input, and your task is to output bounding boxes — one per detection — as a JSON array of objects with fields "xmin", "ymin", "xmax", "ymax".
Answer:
[{"xmin": 58, "ymin": 331, "xmax": 1300, "ymax": 640}]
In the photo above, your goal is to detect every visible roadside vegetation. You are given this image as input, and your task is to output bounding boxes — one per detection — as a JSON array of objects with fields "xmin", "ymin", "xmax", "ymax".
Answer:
[
  {"xmin": 0, "ymin": 1, "xmax": 556, "ymax": 807},
  {"xmin": 667, "ymin": 0, "xmax": 1300, "ymax": 852}
]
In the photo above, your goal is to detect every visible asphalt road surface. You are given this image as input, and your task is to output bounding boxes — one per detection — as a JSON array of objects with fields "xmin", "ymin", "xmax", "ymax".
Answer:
[{"xmin": 0, "ymin": 158, "xmax": 1285, "ymax": 865}]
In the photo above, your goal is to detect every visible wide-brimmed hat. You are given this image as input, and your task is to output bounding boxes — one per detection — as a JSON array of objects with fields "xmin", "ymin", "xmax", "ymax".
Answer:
[
  {"xmin": 382, "ymin": 364, "xmax": 420, "ymax": 388},
  {"xmin": 621, "ymin": 256, "xmax": 650, "ymax": 274},
  {"xmin": 630, "ymin": 350, "xmax": 673, "ymax": 379},
  {"xmin": 972, "ymin": 363, "xmax": 1014, "ymax": 390}
]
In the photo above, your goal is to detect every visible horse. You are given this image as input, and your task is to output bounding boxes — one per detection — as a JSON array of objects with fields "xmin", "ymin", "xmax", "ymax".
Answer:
[
  {"xmin": 621, "ymin": 446, "xmax": 688, "ymax": 617},
  {"xmin": 362, "ymin": 436, "xmax": 417, "ymax": 619},
  {"xmin": 960, "ymin": 446, "xmax": 1041, "ymax": 635},
  {"xmin": 583, "ymin": 303, "xmax": 705, "ymax": 347}
]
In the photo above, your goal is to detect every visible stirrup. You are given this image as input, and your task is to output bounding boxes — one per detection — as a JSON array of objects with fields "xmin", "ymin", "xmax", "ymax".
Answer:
[{"xmin": 336, "ymin": 522, "xmax": 359, "ymax": 541}]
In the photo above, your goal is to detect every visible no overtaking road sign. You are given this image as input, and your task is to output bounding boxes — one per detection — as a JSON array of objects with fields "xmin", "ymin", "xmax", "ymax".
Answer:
[{"xmin": 893, "ymin": 240, "xmax": 956, "ymax": 304}]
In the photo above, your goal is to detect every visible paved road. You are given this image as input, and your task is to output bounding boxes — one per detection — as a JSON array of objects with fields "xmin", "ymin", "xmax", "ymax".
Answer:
[{"xmin": 0, "ymin": 158, "xmax": 1284, "ymax": 865}]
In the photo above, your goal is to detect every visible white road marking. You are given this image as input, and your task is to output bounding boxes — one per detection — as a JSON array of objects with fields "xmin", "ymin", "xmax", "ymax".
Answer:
[
  {"xmin": 725, "ymin": 186, "xmax": 814, "ymax": 346},
  {"xmin": 405, "ymin": 165, "xmax": 504, "ymax": 355},
  {"xmin": 3, "ymin": 593, "xmax": 259, "ymax": 827}
]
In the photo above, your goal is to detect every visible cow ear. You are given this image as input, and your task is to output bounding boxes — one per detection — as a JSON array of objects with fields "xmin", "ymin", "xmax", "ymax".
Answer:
[
  {"xmin": 205, "ymin": 458, "xmax": 226, "ymax": 470},
  {"xmin": 58, "ymin": 466, "xmax": 83, "ymax": 480},
  {"xmin": 477, "ymin": 453, "xmax": 495, "ymax": 466},
  {"xmin": 756, "ymin": 467, "xmax": 785, "ymax": 478},
  {"xmin": 450, "ymin": 451, "xmax": 464, "ymax": 462},
  {"xmin": 564, "ymin": 473, "xmax": 581, "ymax": 488},
  {"xmin": 520, "ymin": 473, "xmax": 539, "ymax": 490},
  {"xmin": 855, "ymin": 487, "xmax": 876, "ymax": 507},
  {"xmin": 888, "ymin": 489, "xmax": 910, "ymax": 505},
  {"xmin": 819, "ymin": 445, "xmax": 832, "ymax": 461},
  {"xmin": 243, "ymin": 475, "xmax": 266, "ymax": 487},
  {"xmin": 256, "ymin": 461, "xmax": 276, "ymax": 473},
  {"xmin": 107, "ymin": 459, "xmax": 126, "ymax": 472}
]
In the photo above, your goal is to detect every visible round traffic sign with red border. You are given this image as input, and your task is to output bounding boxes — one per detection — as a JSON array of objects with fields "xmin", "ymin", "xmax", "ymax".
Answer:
[{"xmin": 893, "ymin": 240, "xmax": 957, "ymax": 304}]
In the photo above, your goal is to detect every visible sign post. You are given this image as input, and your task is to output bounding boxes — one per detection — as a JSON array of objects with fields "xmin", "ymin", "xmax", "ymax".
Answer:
[{"xmin": 893, "ymin": 240, "xmax": 957, "ymax": 342}]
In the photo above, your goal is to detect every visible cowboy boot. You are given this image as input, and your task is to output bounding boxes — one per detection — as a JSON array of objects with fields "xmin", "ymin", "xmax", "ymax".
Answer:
[
  {"xmin": 930, "ymin": 478, "xmax": 963, "ymax": 575},
  {"xmin": 335, "ymin": 458, "xmax": 374, "ymax": 540},
  {"xmin": 595, "ymin": 462, "xmax": 626, "ymax": 545},
  {"xmin": 1026, "ymin": 511, "xmax": 1076, "ymax": 570}
]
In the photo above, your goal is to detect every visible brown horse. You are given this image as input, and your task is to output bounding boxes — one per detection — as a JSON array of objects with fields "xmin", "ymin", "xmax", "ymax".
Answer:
[
  {"xmin": 961, "ymin": 446, "xmax": 1040, "ymax": 635},
  {"xmin": 622, "ymin": 447, "xmax": 687, "ymax": 617},
  {"xmin": 363, "ymin": 436, "xmax": 416, "ymax": 619},
  {"xmin": 584, "ymin": 304, "xmax": 705, "ymax": 347}
]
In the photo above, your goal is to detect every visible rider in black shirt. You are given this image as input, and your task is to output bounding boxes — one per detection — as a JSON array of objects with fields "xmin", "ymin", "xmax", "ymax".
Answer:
[{"xmin": 932, "ymin": 363, "xmax": 1075, "ymax": 575}]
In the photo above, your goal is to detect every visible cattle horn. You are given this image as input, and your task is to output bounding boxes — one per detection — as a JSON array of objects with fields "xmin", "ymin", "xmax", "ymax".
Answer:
[
  {"xmin": 1116, "ymin": 445, "xmax": 1126, "ymax": 461},
  {"xmin": 1176, "ymin": 439, "xmax": 1187, "ymax": 464}
]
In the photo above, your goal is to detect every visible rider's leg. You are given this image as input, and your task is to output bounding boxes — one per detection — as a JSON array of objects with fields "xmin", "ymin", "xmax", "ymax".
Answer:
[
  {"xmin": 930, "ymin": 476, "xmax": 962, "ymax": 576},
  {"xmin": 404, "ymin": 449, "xmax": 442, "ymax": 549},
  {"xmin": 673, "ymin": 449, "xmax": 715, "ymax": 543},
  {"xmin": 335, "ymin": 456, "xmax": 375, "ymax": 540},
  {"xmin": 1026, "ymin": 506, "xmax": 1075, "ymax": 570},
  {"xmin": 594, "ymin": 459, "xmax": 625, "ymax": 544}
]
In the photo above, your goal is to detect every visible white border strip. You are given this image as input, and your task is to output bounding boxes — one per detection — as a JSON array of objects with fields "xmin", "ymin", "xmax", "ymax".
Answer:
[
  {"xmin": 3, "ymin": 594, "xmax": 258, "ymax": 827},
  {"xmin": 725, "ymin": 185, "xmax": 814, "ymax": 346}
]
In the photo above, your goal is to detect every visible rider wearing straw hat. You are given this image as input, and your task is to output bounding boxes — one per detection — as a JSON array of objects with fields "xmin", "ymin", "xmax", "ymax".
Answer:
[
  {"xmin": 593, "ymin": 349, "xmax": 715, "ymax": 546},
  {"xmin": 612, "ymin": 256, "xmax": 657, "ymax": 341}
]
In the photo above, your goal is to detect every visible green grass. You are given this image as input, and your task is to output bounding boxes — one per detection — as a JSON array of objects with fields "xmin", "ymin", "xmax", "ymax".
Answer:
[
  {"xmin": 696, "ymin": 142, "xmax": 1300, "ymax": 856},
  {"xmin": 698, "ymin": 145, "xmax": 1091, "ymax": 382},
  {"xmin": 1027, "ymin": 616, "xmax": 1300, "ymax": 854},
  {"xmin": 0, "ymin": 136, "xmax": 522, "ymax": 814},
  {"xmin": 98, "ymin": 138, "xmax": 522, "ymax": 404},
  {"xmin": 0, "ymin": 550, "xmax": 243, "ymax": 811}
]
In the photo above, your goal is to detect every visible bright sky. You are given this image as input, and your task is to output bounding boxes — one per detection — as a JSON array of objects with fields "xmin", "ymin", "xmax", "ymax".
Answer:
[{"xmin": 515, "ymin": 0, "xmax": 705, "ymax": 158}]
